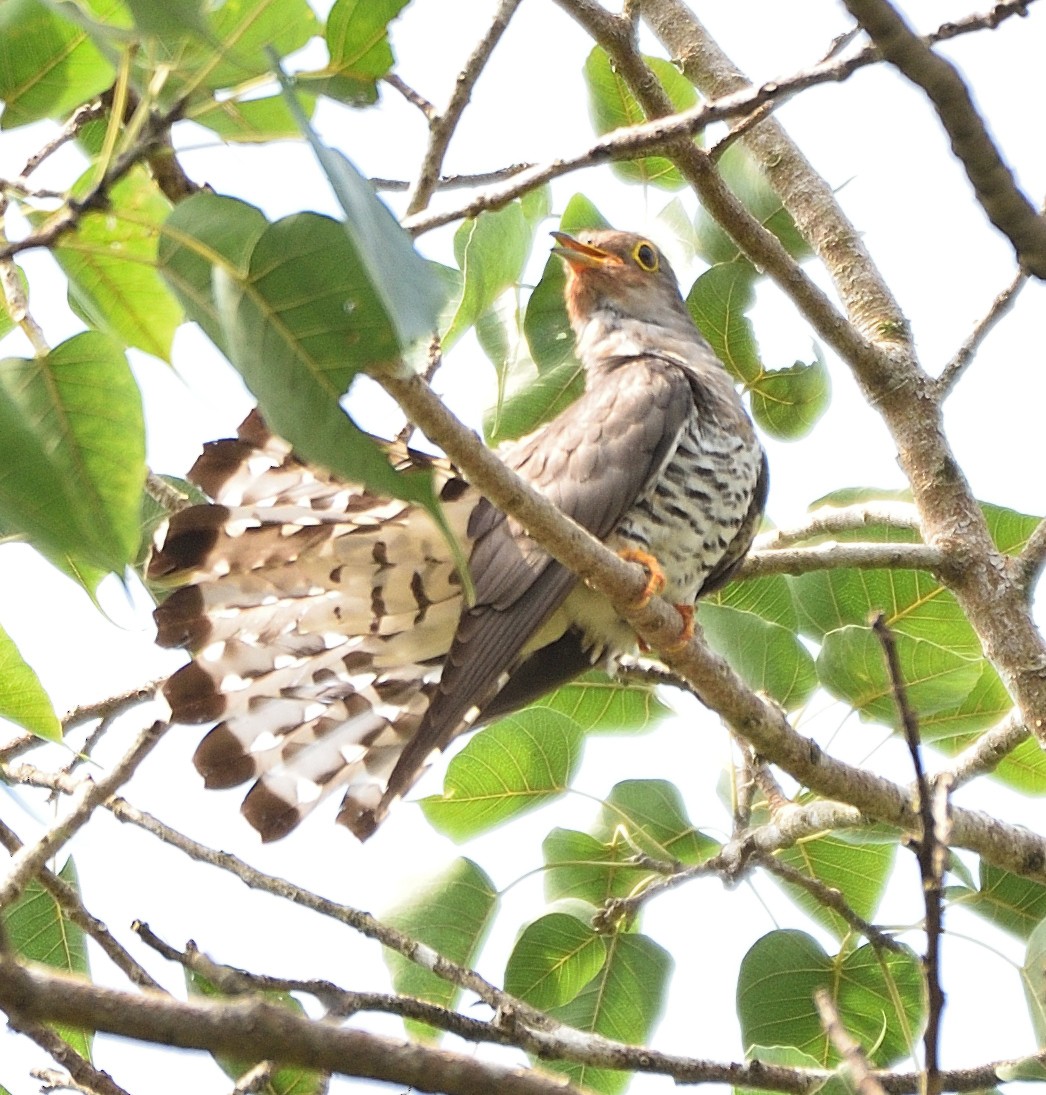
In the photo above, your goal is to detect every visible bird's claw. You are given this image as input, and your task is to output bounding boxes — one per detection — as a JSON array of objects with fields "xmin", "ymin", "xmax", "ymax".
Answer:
[
  {"xmin": 618, "ymin": 548, "xmax": 666, "ymax": 608},
  {"xmin": 661, "ymin": 604, "xmax": 695, "ymax": 655}
]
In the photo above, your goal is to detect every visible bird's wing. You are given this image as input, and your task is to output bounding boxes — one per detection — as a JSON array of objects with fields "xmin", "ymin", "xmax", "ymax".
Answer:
[{"xmin": 354, "ymin": 357, "xmax": 693, "ymax": 832}]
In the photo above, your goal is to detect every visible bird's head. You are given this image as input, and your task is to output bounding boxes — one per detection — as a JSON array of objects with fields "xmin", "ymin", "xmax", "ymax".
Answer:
[{"xmin": 551, "ymin": 229, "xmax": 690, "ymax": 335}]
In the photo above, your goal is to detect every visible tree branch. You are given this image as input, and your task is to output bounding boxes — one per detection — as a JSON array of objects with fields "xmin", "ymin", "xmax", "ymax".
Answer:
[{"xmin": 406, "ymin": 0, "xmax": 525, "ymax": 214}]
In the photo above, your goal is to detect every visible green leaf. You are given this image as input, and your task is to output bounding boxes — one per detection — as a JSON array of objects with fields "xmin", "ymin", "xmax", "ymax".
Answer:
[
  {"xmin": 484, "ymin": 358, "xmax": 585, "ymax": 445},
  {"xmin": 709, "ymin": 573, "xmax": 798, "ymax": 627},
  {"xmin": 583, "ymin": 47, "xmax": 697, "ymax": 189},
  {"xmin": 3, "ymin": 858, "xmax": 92, "ymax": 1058},
  {"xmin": 749, "ymin": 348, "xmax": 831, "ymax": 441},
  {"xmin": 444, "ymin": 203, "xmax": 532, "ymax": 350},
  {"xmin": 186, "ymin": 970, "xmax": 325, "ymax": 1094},
  {"xmin": 686, "ymin": 262, "xmax": 761, "ymax": 385},
  {"xmin": 0, "ymin": 0, "xmax": 115, "ymax": 128},
  {"xmin": 595, "ymin": 779, "xmax": 717, "ymax": 865},
  {"xmin": 189, "ymin": 91, "xmax": 317, "ymax": 142},
  {"xmin": 285, "ymin": 93, "xmax": 449, "ymax": 348},
  {"xmin": 158, "ymin": 192, "xmax": 268, "ymax": 353},
  {"xmin": 320, "ymin": 0, "xmax": 409, "ymax": 103},
  {"xmin": 384, "ymin": 858, "xmax": 497, "ymax": 1038},
  {"xmin": 123, "ymin": 0, "xmax": 207, "ymax": 39},
  {"xmin": 773, "ymin": 832, "xmax": 897, "ymax": 940},
  {"xmin": 546, "ymin": 933, "xmax": 672, "ymax": 1094},
  {"xmin": 505, "ymin": 913, "xmax": 607, "ymax": 1009},
  {"xmin": 543, "ymin": 827, "xmax": 659, "ymax": 908},
  {"xmin": 0, "ymin": 332, "xmax": 145, "ymax": 572},
  {"xmin": 48, "ymin": 167, "xmax": 181, "ymax": 360},
  {"xmin": 160, "ymin": 196, "xmax": 436, "ymax": 508},
  {"xmin": 817, "ymin": 625, "xmax": 982, "ymax": 729},
  {"xmin": 699, "ymin": 602, "xmax": 817, "ymax": 711},
  {"xmin": 694, "ymin": 143, "xmax": 812, "ymax": 266},
  {"xmin": 737, "ymin": 930, "xmax": 924, "ymax": 1066},
  {"xmin": 961, "ymin": 862, "xmax": 1046, "ymax": 940},
  {"xmin": 420, "ymin": 708, "xmax": 584, "ymax": 840},
  {"xmin": 535, "ymin": 670, "xmax": 670, "ymax": 734},
  {"xmin": 0, "ymin": 622, "xmax": 61, "ymax": 740},
  {"xmin": 523, "ymin": 194, "xmax": 610, "ymax": 369},
  {"xmin": 169, "ymin": 0, "xmax": 319, "ymax": 94}
]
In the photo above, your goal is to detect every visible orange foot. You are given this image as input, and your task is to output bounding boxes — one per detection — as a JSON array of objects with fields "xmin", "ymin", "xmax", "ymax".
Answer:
[
  {"xmin": 618, "ymin": 549, "xmax": 666, "ymax": 608},
  {"xmin": 662, "ymin": 604, "xmax": 696, "ymax": 656}
]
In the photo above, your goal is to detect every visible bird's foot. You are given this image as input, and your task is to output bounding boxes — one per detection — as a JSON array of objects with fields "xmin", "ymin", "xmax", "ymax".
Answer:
[
  {"xmin": 661, "ymin": 604, "xmax": 695, "ymax": 655},
  {"xmin": 618, "ymin": 548, "xmax": 666, "ymax": 608}
]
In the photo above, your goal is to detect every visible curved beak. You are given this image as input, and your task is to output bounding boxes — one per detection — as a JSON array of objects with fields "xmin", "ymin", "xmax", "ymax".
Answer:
[{"xmin": 550, "ymin": 231, "xmax": 620, "ymax": 270}]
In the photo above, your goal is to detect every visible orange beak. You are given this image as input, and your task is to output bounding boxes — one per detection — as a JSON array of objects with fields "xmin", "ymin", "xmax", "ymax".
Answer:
[{"xmin": 550, "ymin": 231, "xmax": 622, "ymax": 270}]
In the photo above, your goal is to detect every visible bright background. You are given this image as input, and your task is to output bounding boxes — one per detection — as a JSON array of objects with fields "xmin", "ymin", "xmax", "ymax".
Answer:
[{"xmin": 2, "ymin": 1, "xmax": 1046, "ymax": 1091}]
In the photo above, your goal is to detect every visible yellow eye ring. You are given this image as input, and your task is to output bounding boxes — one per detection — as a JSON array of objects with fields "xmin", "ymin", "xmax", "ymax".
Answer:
[{"xmin": 632, "ymin": 241, "xmax": 659, "ymax": 271}]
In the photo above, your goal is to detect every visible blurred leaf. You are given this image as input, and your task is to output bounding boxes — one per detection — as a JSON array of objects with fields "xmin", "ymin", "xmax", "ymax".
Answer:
[
  {"xmin": 0, "ymin": 623, "xmax": 61, "ymax": 740},
  {"xmin": 167, "ymin": 0, "xmax": 318, "ymax": 95},
  {"xmin": 160, "ymin": 196, "xmax": 437, "ymax": 508},
  {"xmin": 3, "ymin": 859, "xmax": 91, "ymax": 1057},
  {"xmin": 1023, "ymin": 917, "xmax": 1046, "ymax": 1046},
  {"xmin": 48, "ymin": 166, "xmax": 181, "ymax": 361},
  {"xmin": 817, "ymin": 625, "xmax": 982, "ymax": 729},
  {"xmin": 961, "ymin": 863, "xmax": 1046, "ymax": 940},
  {"xmin": 505, "ymin": 913, "xmax": 606, "ymax": 1009},
  {"xmin": 484, "ymin": 358, "xmax": 584, "ymax": 445},
  {"xmin": 584, "ymin": 47, "xmax": 697, "ymax": 190},
  {"xmin": 524, "ymin": 194, "xmax": 610, "ymax": 369},
  {"xmin": 595, "ymin": 779, "xmax": 717, "ymax": 866},
  {"xmin": 700, "ymin": 602, "xmax": 817, "ymax": 711},
  {"xmin": 546, "ymin": 933, "xmax": 672, "ymax": 1094},
  {"xmin": 737, "ymin": 930, "xmax": 924, "ymax": 1066},
  {"xmin": 694, "ymin": 143, "xmax": 812, "ymax": 266},
  {"xmin": 749, "ymin": 348, "xmax": 831, "ymax": 441},
  {"xmin": 708, "ymin": 573, "xmax": 798, "ymax": 629},
  {"xmin": 384, "ymin": 858, "xmax": 497, "ymax": 1039},
  {"xmin": 535, "ymin": 670, "xmax": 670, "ymax": 734},
  {"xmin": 444, "ymin": 203, "xmax": 531, "ymax": 350},
  {"xmin": 0, "ymin": 332, "xmax": 145, "ymax": 572},
  {"xmin": 190, "ymin": 91, "xmax": 317, "ymax": 142},
  {"xmin": 286, "ymin": 95, "xmax": 449, "ymax": 348},
  {"xmin": 0, "ymin": 0, "xmax": 114, "ymax": 128},
  {"xmin": 123, "ymin": 0, "xmax": 207, "ymax": 39},
  {"xmin": 421, "ymin": 708, "xmax": 584, "ymax": 840},
  {"xmin": 773, "ymin": 832, "xmax": 897, "ymax": 940},
  {"xmin": 187, "ymin": 969, "xmax": 325, "ymax": 1093}
]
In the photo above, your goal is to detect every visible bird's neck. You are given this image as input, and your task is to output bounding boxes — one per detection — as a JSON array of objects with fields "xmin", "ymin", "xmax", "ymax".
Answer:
[{"xmin": 573, "ymin": 306, "xmax": 708, "ymax": 374}]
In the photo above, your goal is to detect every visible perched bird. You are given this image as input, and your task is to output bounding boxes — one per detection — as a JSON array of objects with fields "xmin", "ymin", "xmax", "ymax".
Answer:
[{"xmin": 149, "ymin": 229, "xmax": 768, "ymax": 842}]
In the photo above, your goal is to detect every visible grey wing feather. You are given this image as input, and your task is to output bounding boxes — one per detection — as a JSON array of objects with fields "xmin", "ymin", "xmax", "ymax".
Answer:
[{"xmin": 381, "ymin": 359, "xmax": 692, "ymax": 799}]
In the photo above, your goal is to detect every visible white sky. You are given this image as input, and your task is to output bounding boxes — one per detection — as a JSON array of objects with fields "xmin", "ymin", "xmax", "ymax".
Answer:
[{"xmin": 2, "ymin": 1, "xmax": 1046, "ymax": 1092}]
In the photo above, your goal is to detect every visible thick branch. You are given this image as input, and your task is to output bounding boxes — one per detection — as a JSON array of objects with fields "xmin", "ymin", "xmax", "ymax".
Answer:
[{"xmin": 843, "ymin": 0, "xmax": 1046, "ymax": 278}]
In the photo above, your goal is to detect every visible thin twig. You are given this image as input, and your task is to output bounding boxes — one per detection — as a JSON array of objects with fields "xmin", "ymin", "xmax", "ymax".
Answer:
[
  {"xmin": 382, "ymin": 73, "xmax": 437, "ymax": 119},
  {"xmin": 843, "ymin": 0, "xmax": 1046, "ymax": 278},
  {"xmin": 815, "ymin": 988, "xmax": 889, "ymax": 1095},
  {"xmin": 935, "ymin": 269, "xmax": 1028, "ymax": 396},
  {"xmin": 0, "ymin": 722, "xmax": 165, "ymax": 910},
  {"xmin": 371, "ymin": 164, "xmax": 536, "ymax": 192},
  {"xmin": 758, "ymin": 854, "xmax": 905, "ymax": 953},
  {"xmin": 752, "ymin": 503, "xmax": 921, "ymax": 550},
  {"xmin": 11, "ymin": 1019, "xmax": 133, "ymax": 1095},
  {"xmin": 406, "ymin": 0, "xmax": 525, "ymax": 214},
  {"xmin": 872, "ymin": 614, "xmax": 946, "ymax": 1095},
  {"xmin": 0, "ymin": 816, "xmax": 164, "ymax": 992}
]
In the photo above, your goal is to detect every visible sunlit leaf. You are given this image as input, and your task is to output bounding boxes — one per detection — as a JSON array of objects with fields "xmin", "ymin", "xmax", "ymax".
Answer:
[
  {"xmin": 421, "ymin": 708, "xmax": 584, "ymax": 840},
  {"xmin": 505, "ymin": 913, "xmax": 606, "ymax": 1009},
  {"xmin": 0, "ymin": 622, "xmax": 61, "ymax": 740},
  {"xmin": 384, "ymin": 858, "xmax": 497, "ymax": 1039}
]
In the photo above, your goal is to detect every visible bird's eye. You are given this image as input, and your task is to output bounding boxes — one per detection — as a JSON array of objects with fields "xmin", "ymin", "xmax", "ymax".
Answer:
[{"xmin": 632, "ymin": 241, "xmax": 659, "ymax": 271}]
